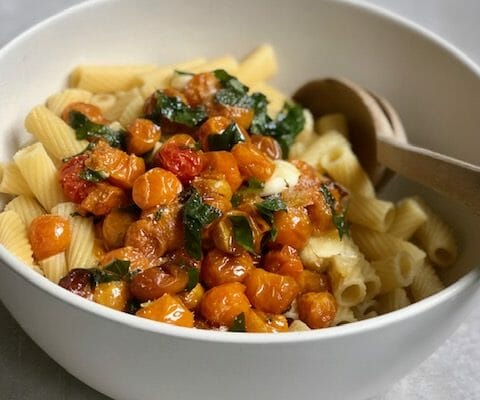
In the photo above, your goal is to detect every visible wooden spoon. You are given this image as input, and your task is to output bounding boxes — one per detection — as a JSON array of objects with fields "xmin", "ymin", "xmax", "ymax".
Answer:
[{"xmin": 293, "ymin": 78, "xmax": 480, "ymax": 215}]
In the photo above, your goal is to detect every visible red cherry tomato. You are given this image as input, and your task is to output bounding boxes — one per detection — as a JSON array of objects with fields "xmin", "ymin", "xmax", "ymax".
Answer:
[
  {"xmin": 153, "ymin": 142, "xmax": 204, "ymax": 184},
  {"xmin": 59, "ymin": 154, "xmax": 95, "ymax": 203}
]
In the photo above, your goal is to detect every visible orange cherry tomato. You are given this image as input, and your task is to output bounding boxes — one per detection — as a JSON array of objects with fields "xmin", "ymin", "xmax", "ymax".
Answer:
[
  {"xmin": 244, "ymin": 268, "xmax": 299, "ymax": 314},
  {"xmin": 127, "ymin": 118, "xmax": 161, "ymax": 155},
  {"xmin": 93, "ymin": 281, "xmax": 130, "ymax": 311},
  {"xmin": 100, "ymin": 246, "xmax": 150, "ymax": 274},
  {"xmin": 307, "ymin": 192, "xmax": 334, "ymax": 233},
  {"xmin": 59, "ymin": 154, "xmax": 96, "ymax": 203},
  {"xmin": 231, "ymin": 142, "xmax": 274, "ymax": 182},
  {"xmin": 245, "ymin": 309, "xmax": 289, "ymax": 333},
  {"xmin": 297, "ymin": 292, "xmax": 337, "ymax": 329},
  {"xmin": 28, "ymin": 215, "xmax": 71, "ymax": 261},
  {"xmin": 250, "ymin": 135, "xmax": 282, "ymax": 160},
  {"xmin": 296, "ymin": 270, "xmax": 331, "ymax": 294},
  {"xmin": 273, "ymin": 207, "xmax": 313, "ymax": 250},
  {"xmin": 263, "ymin": 245, "xmax": 303, "ymax": 278},
  {"xmin": 208, "ymin": 103, "xmax": 254, "ymax": 130},
  {"xmin": 178, "ymin": 283, "xmax": 205, "ymax": 311},
  {"xmin": 201, "ymin": 248, "xmax": 254, "ymax": 288},
  {"xmin": 62, "ymin": 102, "xmax": 108, "ymax": 125},
  {"xmin": 182, "ymin": 72, "xmax": 220, "ymax": 107},
  {"xmin": 136, "ymin": 294, "xmax": 194, "ymax": 328},
  {"xmin": 132, "ymin": 168, "xmax": 182, "ymax": 209},
  {"xmin": 196, "ymin": 116, "xmax": 232, "ymax": 151},
  {"xmin": 101, "ymin": 209, "xmax": 137, "ymax": 250},
  {"xmin": 153, "ymin": 142, "xmax": 204, "ymax": 184},
  {"xmin": 203, "ymin": 151, "xmax": 243, "ymax": 192},
  {"xmin": 80, "ymin": 182, "xmax": 128, "ymax": 216},
  {"xmin": 124, "ymin": 219, "xmax": 168, "ymax": 267},
  {"xmin": 200, "ymin": 282, "xmax": 251, "ymax": 327},
  {"xmin": 191, "ymin": 173, "xmax": 232, "ymax": 213},
  {"xmin": 164, "ymin": 133, "xmax": 197, "ymax": 148}
]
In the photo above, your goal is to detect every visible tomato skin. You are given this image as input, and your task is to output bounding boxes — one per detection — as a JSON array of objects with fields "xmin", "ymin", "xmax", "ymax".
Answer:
[
  {"xmin": 80, "ymin": 182, "xmax": 128, "ymax": 216},
  {"xmin": 101, "ymin": 209, "xmax": 136, "ymax": 250},
  {"xmin": 28, "ymin": 215, "xmax": 71, "ymax": 260},
  {"xmin": 153, "ymin": 142, "xmax": 204, "ymax": 184},
  {"xmin": 59, "ymin": 268, "xmax": 94, "ymax": 300},
  {"xmin": 208, "ymin": 103, "xmax": 254, "ymax": 130},
  {"xmin": 196, "ymin": 116, "xmax": 232, "ymax": 151},
  {"xmin": 100, "ymin": 246, "xmax": 150, "ymax": 274},
  {"xmin": 93, "ymin": 281, "xmax": 130, "ymax": 311},
  {"xmin": 273, "ymin": 207, "xmax": 313, "ymax": 250},
  {"xmin": 263, "ymin": 245, "xmax": 303, "ymax": 278},
  {"xmin": 62, "ymin": 102, "xmax": 108, "ymax": 125},
  {"xmin": 250, "ymin": 135, "xmax": 282, "ymax": 160},
  {"xmin": 136, "ymin": 294, "xmax": 194, "ymax": 328},
  {"xmin": 59, "ymin": 154, "xmax": 96, "ymax": 203},
  {"xmin": 182, "ymin": 72, "xmax": 220, "ymax": 107},
  {"xmin": 201, "ymin": 248, "xmax": 254, "ymax": 288},
  {"xmin": 203, "ymin": 151, "xmax": 243, "ymax": 192},
  {"xmin": 132, "ymin": 168, "xmax": 183, "ymax": 209},
  {"xmin": 127, "ymin": 118, "xmax": 161, "ymax": 155},
  {"xmin": 245, "ymin": 309, "xmax": 288, "ymax": 333},
  {"xmin": 231, "ymin": 142, "xmax": 275, "ymax": 182},
  {"xmin": 297, "ymin": 292, "xmax": 337, "ymax": 329}
]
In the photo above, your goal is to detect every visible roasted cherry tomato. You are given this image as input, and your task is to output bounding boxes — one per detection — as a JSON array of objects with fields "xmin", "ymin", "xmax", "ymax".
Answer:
[
  {"xmin": 62, "ymin": 102, "xmax": 108, "ymax": 125},
  {"xmin": 59, "ymin": 268, "xmax": 94, "ymax": 300},
  {"xmin": 201, "ymin": 248, "xmax": 254, "ymax": 288},
  {"xmin": 28, "ymin": 214, "xmax": 71, "ymax": 260},
  {"xmin": 182, "ymin": 72, "xmax": 220, "ymax": 107},
  {"xmin": 297, "ymin": 292, "xmax": 337, "ymax": 329},
  {"xmin": 132, "ymin": 168, "xmax": 182, "ymax": 209},
  {"xmin": 127, "ymin": 118, "xmax": 161, "ymax": 155},
  {"xmin": 136, "ymin": 294, "xmax": 194, "ymax": 328},
  {"xmin": 263, "ymin": 245, "xmax": 303, "ymax": 278},
  {"xmin": 59, "ymin": 154, "xmax": 96, "ymax": 203}
]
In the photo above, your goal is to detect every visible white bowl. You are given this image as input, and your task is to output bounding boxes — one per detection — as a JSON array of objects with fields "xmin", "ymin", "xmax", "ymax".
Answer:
[{"xmin": 0, "ymin": 1, "xmax": 479, "ymax": 399}]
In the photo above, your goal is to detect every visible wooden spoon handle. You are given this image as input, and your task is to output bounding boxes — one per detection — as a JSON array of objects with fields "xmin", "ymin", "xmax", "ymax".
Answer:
[{"xmin": 377, "ymin": 136, "xmax": 480, "ymax": 215}]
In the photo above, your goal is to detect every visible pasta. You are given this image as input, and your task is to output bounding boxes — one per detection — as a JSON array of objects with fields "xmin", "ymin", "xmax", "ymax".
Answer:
[{"xmin": 0, "ymin": 45, "xmax": 459, "ymax": 332}]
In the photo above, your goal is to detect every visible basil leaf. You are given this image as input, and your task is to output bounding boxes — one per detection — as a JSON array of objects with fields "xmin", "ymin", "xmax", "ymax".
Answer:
[
  {"xmin": 182, "ymin": 188, "xmax": 222, "ymax": 260},
  {"xmin": 214, "ymin": 69, "xmax": 252, "ymax": 108},
  {"xmin": 104, "ymin": 259, "xmax": 131, "ymax": 277},
  {"xmin": 174, "ymin": 70, "xmax": 194, "ymax": 76},
  {"xmin": 207, "ymin": 123, "xmax": 246, "ymax": 151},
  {"xmin": 79, "ymin": 168, "xmax": 108, "ymax": 183},
  {"xmin": 90, "ymin": 259, "xmax": 132, "ymax": 285},
  {"xmin": 319, "ymin": 184, "xmax": 350, "ymax": 239},
  {"xmin": 69, "ymin": 111, "xmax": 126, "ymax": 149},
  {"xmin": 231, "ymin": 178, "xmax": 264, "ymax": 207},
  {"xmin": 255, "ymin": 195, "xmax": 287, "ymax": 241},
  {"xmin": 186, "ymin": 267, "xmax": 200, "ymax": 291},
  {"xmin": 146, "ymin": 91, "xmax": 207, "ymax": 127},
  {"xmin": 229, "ymin": 312, "xmax": 246, "ymax": 332},
  {"xmin": 153, "ymin": 208, "xmax": 163, "ymax": 221},
  {"xmin": 229, "ymin": 215, "xmax": 255, "ymax": 254}
]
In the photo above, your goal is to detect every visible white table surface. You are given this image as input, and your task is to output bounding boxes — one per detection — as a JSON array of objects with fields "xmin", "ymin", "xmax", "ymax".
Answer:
[{"xmin": 0, "ymin": 1, "xmax": 479, "ymax": 399}]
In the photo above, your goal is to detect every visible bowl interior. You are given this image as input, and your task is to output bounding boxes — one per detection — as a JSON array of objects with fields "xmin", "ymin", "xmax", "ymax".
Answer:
[{"xmin": 0, "ymin": 0, "xmax": 479, "ymax": 289}]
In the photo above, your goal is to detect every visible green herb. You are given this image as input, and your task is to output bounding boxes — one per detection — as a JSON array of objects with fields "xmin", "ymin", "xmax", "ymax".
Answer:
[
  {"xmin": 255, "ymin": 195, "xmax": 287, "ymax": 241},
  {"xmin": 146, "ymin": 91, "xmax": 207, "ymax": 127},
  {"xmin": 319, "ymin": 184, "xmax": 349, "ymax": 239},
  {"xmin": 91, "ymin": 259, "xmax": 131, "ymax": 284},
  {"xmin": 229, "ymin": 312, "xmax": 246, "ymax": 332},
  {"xmin": 182, "ymin": 188, "xmax": 222, "ymax": 260},
  {"xmin": 229, "ymin": 215, "xmax": 255, "ymax": 254},
  {"xmin": 231, "ymin": 178, "xmax": 264, "ymax": 207},
  {"xmin": 62, "ymin": 142, "xmax": 96, "ymax": 162},
  {"xmin": 69, "ymin": 211, "xmax": 81, "ymax": 217},
  {"xmin": 214, "ymin": 69, "xmax": 253, "ymax": 108},
  {"xmin": 207, "ymin": 122, "xmax": 246, "ymax": 151},
  {"xmin": 153, "ymin": 208, "xmax": 163, "ymax": 222},
  {"xmin": 186, "ymin": 267, "xmax": 200, "ymax": 291},
  {"xmin": 79, "ymin": 168, "xmax": 108, "ymax": 183},
  {"xmin": 250, "ymin": 102, "xmax": 305, "ymax": 158},
  {"xmin": 125, "ymin": 299, "xmax": 141, "ymax": 314},
  {"xmin": 69, "ymin": 111, "xmax": 126, "ymax": 148},
  {"xmin": 174, "ymin": 70, "xmax": 194, "ymax": 76}
]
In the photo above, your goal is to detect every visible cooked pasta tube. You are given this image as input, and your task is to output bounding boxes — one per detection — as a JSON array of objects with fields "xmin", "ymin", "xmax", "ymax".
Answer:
[
  {"xmin": 0, "ymin": 162, "xmax": 34, "ymax": 196},
  {"xmin": 13, "ymin": 143, "xmax": 65, "ymax": 211},
  {"xmin": 288, "ymin": 320, "xmax": 311, "ymax": 332},
  {"xmin": 236, "ymin": 44, "xmax": 278, "ymax": 85},
  {"xmin": 359, "ymin": 258, "xmax": 381, "ymax": 301},
  {"xmin": 376, "ymin": 288, "xmax": 411, "ymax": 314},
  {"xmin": 39, "ymin": 252, "xmax": 68, "ymax": 284},
  {"xmin": 25, "ymin": 105, "xmax": 88, "ymax": 161},
  {"xmin": 332, "ymin": 306, "xmax": 357, "ymax": 326},
  {"xmin": 118, "ymin": 92, "xmax": 145, "ymax": 127},
  {"xmin": 188, "ymin": 55, "xmax": 239, "ymax": 75},
  {"xmin": 320, "ymin": 143, "xmax": 375, "ymax": 197},
  {"xmin": 4, "ymin": 195, "xmax": 45, "ymax": 225},
  {"xmin": 102, "ymin": 88, "xmax": 141, "ymax": 121},
  {"xmin": 315, "ymin": 113, "xmax": 349, "ymax": 138},
  {"xmin": 371, "ymin": 251, "xmax": 416, "ymax": 294},
  {"xmin": 0, "ymin": 210, "xmax": 34, "ymax": 265},
  {"xmin": 46, "ymin": 89, "xmax": 93, "ymax": 115},
  {"xmin": 288, "ymin": 109, "xmax": 316, "ymax": 159},
  {"xmin": 89, "ymin": 93, "xmax": 117, "ymax": 115},
  {"xmin": 70, "ymin": 64, "xmax": 156, "ymax": 92},
  {"xmin": 249, "ymin": 81, "xmax": 287, "ymax": 117},
  {"xmin": 348, "ymin": 192, "xmax": 395, "ymax": 232},
  {"xmin": 138, "ymin": 58, "xmax": 207, "ymax": 88},
  {"xmin": 413, "ymin": 199, "xmax": 458, "ymax": 268},
  {"xmin": 409, "ymin": 261, "xmax": 445, "ymax": 302},
  {"xmin": 388, "ymin": 197, "xmax": 428, "ymax": 240},
  {"xmin": 353, "ymin": 298, "xmax": 378, "ymax": 320},
  {"xmin": 51, "ymin": 202, "xmax": 96, "ymax": 270},
  {"xmin": 351, "ymin": 225, "xmax": 426, "ymax": 268},
  {"xmin": 329, "ymin": 254, "xmax": 366, "ymax": 308}
]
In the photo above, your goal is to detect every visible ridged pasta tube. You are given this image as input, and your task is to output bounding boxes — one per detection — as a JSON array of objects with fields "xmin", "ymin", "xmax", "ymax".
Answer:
[
  {"xmin": 236, "ymin": 44, "xmax": 278, "ymax": 85},
  {"xmin": 371, "ymin": 251, "xmax": 416, "ymax": 294},
  {"xmin": 376, "ymin": 288, "xmax": 411, "ymax": 314},
  {"xmin": 0, "ymin": 162, "xmax": 34, "ymax": 196},
  {"xmin": 0, "ymin": 210, "xmax": 34, "ymax": 265},
  {"xmin": 46, "ymin": 89, "xmax": 93, "ymax": 116},
  {"xmin": 359, "ymin": 258, "xmax": 381, "ymax": 301},
  {"xmin": 4, "ymin": 195, "xmax": 45, "ymax": 226},
  {"xmin": 388, "ymin": 197, "xmax": 428, "ymax": 240},
  {"xmin": 139, "ymin": 58, "xmax": 206, "ymax": 88},
  {"xmin": 409, "ymin": 261, "xmax": 445, "ymax": 301},
  {"xmin": 353, "ymin": 298, "xmax": 378, "ymax": 320},
  {"xmin": 329, "ymin": 254, "xmax": 366, "ymax": 308},
  {"xmin": 314, "ymin": 113, "xmax": 349, "ymax": 138},
  {"xmin": 332, "ymin": 306, "xmax": 357, "ymax": 326},
  {"xmin": 348, "ymin": 192, "xmax": 396, "ymax": 232},
  {"xmin": 39, "ymin": 252, "xmax": 68, "ymax": 284}
]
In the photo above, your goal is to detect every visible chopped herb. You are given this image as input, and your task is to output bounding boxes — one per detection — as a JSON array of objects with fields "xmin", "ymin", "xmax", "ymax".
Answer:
[
  {"xmin": 153, "ymin": 208, "xmax": 163, "ymax": 221},
  {"xmin": 146, "ymin": 91, "xmax": 207, "ymax": 127},
  {"xmin": 126, "ymin": 299, "xmax": 141, "ymax": 314},
  {"xmin": 186, "ymin": 267, "xmax": 200, "ymax": 291},
  {"xmin": 319, "ymin": 184, "xmax": 350, "ymax": 239},
  {"xmin": 231, "ymin": 178, "xmax": 264, "ymax": 207},
  {"xmin": 250, "ymin": 102, "xmax": 305, "ymax": 158},
  {"xmin": 182, "ymin": 188, "xmax": 222, "ymax": 260},
  {"xmin": 255, "ymin": 195, "xmax": 287, "ymax": 241},
  {"xmin": 207, "ymin": 122, "xmax": 246, "ymax": 151},
  {"xmin": 69, "ymin": 111, "xmax": 126, "ymax": 148},
  {"xmin": 174, "ymin": 70, "xmax": 194, "ymax": 76},
  {"xmin": 229, "ymin": 215, "xmax": 255, "ymax": 254},
  {"xmin": 79, "ymin": 168, "xmax": 108, "ymax": 183},
  {"xmin": 62, "ymin": 142, "xmax": 96, "ymax": 162},
  {"xmin": 91, "ymin": 259, "xmax": 131, "ymax": 284},
  {"xmin": 214, "ymin": 69, "xmax": 252, "ymax": 108},
  {"xmin": 69, "ymin": 211, "xmax": 81, "ymax": 217},
  {"xmin": 229, "ymin": 312, "xmax": 246, "ymax": 332}
]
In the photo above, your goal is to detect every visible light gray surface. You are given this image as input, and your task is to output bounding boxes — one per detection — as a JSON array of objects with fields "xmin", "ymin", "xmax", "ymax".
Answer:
[{"xmin": 0, "ymin": 1, "xmax": 479, "ymax": 399}]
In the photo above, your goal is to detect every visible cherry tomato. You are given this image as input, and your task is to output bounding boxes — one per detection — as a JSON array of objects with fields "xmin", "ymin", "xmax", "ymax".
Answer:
[
  {"xmin": 297, "ymin": 292, "xmax": 337, "ymax": 329},
  {"xmin": 153, "ymin": 142, "xmax": 204, "ymax": 184},
  {"xmin": 200, "ymin": 282, "xmax": 251, "ymax": 327},
  {"xmin": 250, "ymin": 135, "xmax": 282, "ymax": 160},
  {"xmin": 62, "ymin": 102, "xmax": 108, "ymax": 125},
  {"xmin": 100, "ymin": 246, "xmax": 150, "ymax": 274},
  {"xmin": 231, "ymin": 142, "xmax": 274, "ymax": 182},
  {"xmin": 59, "ymin": 154, "xmax": 96, "ymax": 203},
  {"xmin": 201, "ymin": 248, "xmax": 254, "ymax": 288},
  {"xmin": 124, "ymin": 219, "xmax": 168, "ymax": 267},
  {"xmin": 273, "ymin": 207, "xmax": 313, "ymax": 250},
  {"xmin": 178, "ymin": 283, "xmax": 205, "ymax": 311},
  {"xmin": 263, "ymin": 245, "xmax": 303, "ymax": 278},
  {"xmin": 191, "ymin": 173, "xmax": 232, "ymax": 213},
  {"xmin": 80, "ymin": 182, "xmax": 128, "ymax": 216},
  {"xmin": 182, "ymin": 72, "xmax": 220, "ymax": 107},
  {"xmin": 136, "ymin": 294, "xmax": 194, "ymax": 328},
  {"xmin": 28, "ymin": 214, "xmax": 71, "ymax": 260},
  {"xmin": 208, "ymin": 103, "xmax": 254, "ymax": 130},
  {"xmin": 58, "ymin": 268, "xmax": 94, "ymax": 300},
  {"xmin": 245, "ymin": 309, "xmax": 288, "ymax": 333},
  {"xmin": 196, "ymin": 116, "xmax": 232, "ymax": 151},
  {"xmin": 93, "ymin": 281, "xmax": 130, "ymax": 311},
  {"xmin": 203, "ymin": 151, "xmax": 243, "ymax": 192},
  {"xmin": 101, "ymin": 209, "xmax": 137, "ymax": 250},
  {"xmin": 132, "ymin": 168, "xmax": 182, "ymax": 209},
  {"xmin": 127, "ymin": 118, "xmax": 161, "ymax": 155},
  {"xmin": 296, "ymin": 270, "xmax": 331, "ymax": 294},
  {"xmin": 164, "ymin": 133, "xmax": 197, "ymax": 148}
]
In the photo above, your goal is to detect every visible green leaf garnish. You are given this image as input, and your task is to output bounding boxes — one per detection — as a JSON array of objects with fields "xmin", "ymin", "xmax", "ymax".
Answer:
[
  {"xmin": 69, "ymin": 111, "xmax": 126, "ymax": 148},
  {"xmin": 207, "ymin": 122, "xmax": 246, "ymax": 151},
  {"xmin": 91, "ymin": 259, "xmax": 132, "ymax": 284},
  {"xmin": 229, "ymin": 312, "xmax": 246, "ymax": 332},
  {"xmin": 229, "ymin": 215, "xmax": 255, "ymax": 254},
  {"xmin": 79, "ymin": 168, "xmax": 108, "ymax": 183},
  {"xmin": 186, "ymin": 267, "xmax": 200, "ymax": 291},
  {"xmin": 146, "ymin": 91, "xmax": 207, "ymax": 127},
  {"xmin": 153, "ymin": 208, "xmax": 163, "ymax": 222},
  {"xmin": 319, "ymin": 184, "xmax": 350, "ymax": 239},
  {"xmin": 231, "ymin": 178, "xmax": 264, "ymax": 207},
  {"xmin": 255, "ymin": 195, "xmax": 287, "ymax": 241},
  {"xmin": 182, "ymin": 188, "xmax": 222, "ymax": 260},
  {"xmin": 174, "ymin": 70, "xmax": 194, "ymax": 76},
  {"xmin": 214, "ymin": 69, "xmax": 253, "ymax": 108}
]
